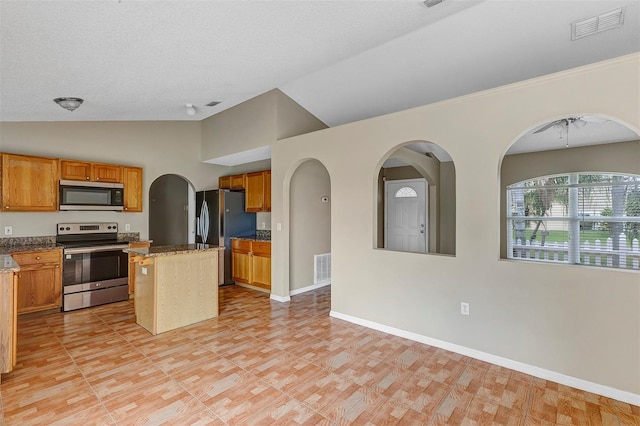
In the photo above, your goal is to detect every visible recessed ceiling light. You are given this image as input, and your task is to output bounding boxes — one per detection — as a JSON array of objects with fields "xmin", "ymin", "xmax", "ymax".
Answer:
[{"xmin": 572, "ymin": 7, "xmax": 625, "ymax": 40}]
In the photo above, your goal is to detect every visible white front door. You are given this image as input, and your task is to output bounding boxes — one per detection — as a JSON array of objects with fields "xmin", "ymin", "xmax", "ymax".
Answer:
[{"xmin": 385, "ymin": 178, "xmax": 428, "ymax": 253}]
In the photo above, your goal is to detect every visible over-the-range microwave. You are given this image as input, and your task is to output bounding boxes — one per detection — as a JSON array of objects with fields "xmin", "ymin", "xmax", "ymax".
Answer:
[{"xmin": 59, "ymin": 180, "xmax": 124, "ymax": 211}]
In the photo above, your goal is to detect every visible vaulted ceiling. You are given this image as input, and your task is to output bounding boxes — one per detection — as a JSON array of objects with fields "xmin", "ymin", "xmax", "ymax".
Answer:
[{"xmin": 1, "ymin": 0, "xmax": 639, "ymax": 137}]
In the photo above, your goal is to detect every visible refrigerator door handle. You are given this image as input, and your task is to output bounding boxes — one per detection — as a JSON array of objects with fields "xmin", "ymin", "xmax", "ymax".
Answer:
[{"xmin": 201, "ymin": 200, "xmax": 210, "ymax": 243}]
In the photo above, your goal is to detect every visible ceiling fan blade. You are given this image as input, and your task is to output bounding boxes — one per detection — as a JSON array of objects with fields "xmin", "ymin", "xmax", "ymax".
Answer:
[{"xmin": 533, "ymin": 120, "xmax": 562, "ymax": 134}]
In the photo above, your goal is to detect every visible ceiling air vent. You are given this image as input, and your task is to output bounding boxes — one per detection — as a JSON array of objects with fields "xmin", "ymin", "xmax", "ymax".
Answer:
[
  {"xmin": 206, "ymin": 101, "xmax": 221, "ymax": 107},
  {"xmin": 572, "ymin": 7, "xmax": 625, "ymax": 40}
]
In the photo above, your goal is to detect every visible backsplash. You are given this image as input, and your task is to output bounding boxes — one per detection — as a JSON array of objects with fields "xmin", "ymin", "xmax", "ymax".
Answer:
[
  {"xmin": 256, "ymin": 230, "xmax": 271, "ymax": 240},
  {"xmin": 117, "ymin": 232, "xmax": 141, "ymax": 242}
]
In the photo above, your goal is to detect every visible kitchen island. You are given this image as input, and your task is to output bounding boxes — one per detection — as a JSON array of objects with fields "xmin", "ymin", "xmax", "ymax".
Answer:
[{"xmin": 125, "ymin": 244, "xmax": 223, "ymax": 335}]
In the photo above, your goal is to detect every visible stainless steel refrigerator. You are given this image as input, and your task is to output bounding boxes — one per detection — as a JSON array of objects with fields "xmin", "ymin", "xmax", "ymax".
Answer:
[{"xmin": 195, "ymin": 190, "xmax": 256, "ymax": 285}]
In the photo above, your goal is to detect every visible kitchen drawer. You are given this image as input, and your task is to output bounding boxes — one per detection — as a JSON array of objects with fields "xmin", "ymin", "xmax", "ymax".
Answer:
[
  {"xmin": 251, "ymin": 241, "xmax": 271, "ymax": 256},
  {"xmin": 11, "ymin": 249, "xmax": 61, "ymax": 266},
  {"xmin": 232, "ymin": 239, "xmax": 251, "ymax": 252}
]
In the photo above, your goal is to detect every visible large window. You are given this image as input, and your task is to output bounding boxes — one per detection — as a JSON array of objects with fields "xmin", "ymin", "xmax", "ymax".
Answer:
[{"xmin": 506, "ymin": 173, "xmax": 640, "ymax": 270}]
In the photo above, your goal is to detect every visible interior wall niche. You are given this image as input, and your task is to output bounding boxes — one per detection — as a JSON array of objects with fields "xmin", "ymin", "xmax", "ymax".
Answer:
[
  {"xmin": 499, "ymin": 115, "xmax": 640, "ymax": 259},
  {"xmin": 375, "ymin": 142, "xmax": 456, "ymax": 255}
]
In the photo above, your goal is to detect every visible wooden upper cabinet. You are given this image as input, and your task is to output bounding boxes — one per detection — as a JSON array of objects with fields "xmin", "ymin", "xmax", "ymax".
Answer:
[
  {"xmin": 264, "ymin": 170, "xmax": 271, "ymax": 212},
  {"xmin": 219, "ymin": 175, "xmax": 231, "ymax": 190},
  {"xmin": 245, "ymin": 170, "xmax": 271, "ymax": 212},
  {"xmin": 230, "ymin": 174, "xmax": 245, "ymax": 190},
  {"xmin": 122, "ymin": 166, "xmax": 143, "ymax": 212},
  {"xmin": 92, "ymin": 163, "xmax": 122, "ymax": 183},
  {"xmin": 60, "ymin": 159, "xmax": 122, "ymax": 183},
  {"xmin": 1, "ymin": 153, "xmax": 59, "ymax": 212},
  {"xmin": 245, "ymin": 171, "xmax": 265, "ymax": 212},
  {"xmin": 59, "ymin": 160, "xmax": 91, "ymax": 181}
]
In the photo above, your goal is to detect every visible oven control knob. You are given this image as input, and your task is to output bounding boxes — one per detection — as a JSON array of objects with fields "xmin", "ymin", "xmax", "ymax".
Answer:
[
  {"xmin": 59, "ymin": 227, "xmax": 64, "ymax": 231},
  {"xmin": 66, "ymin": 227, "xmax": 71, "ymax": 231}
]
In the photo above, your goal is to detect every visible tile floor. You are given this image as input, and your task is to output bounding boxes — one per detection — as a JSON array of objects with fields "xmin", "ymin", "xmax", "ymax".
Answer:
[{"xmin": 1, "ymin": 285, "xmax": 638, "ymax": 425}]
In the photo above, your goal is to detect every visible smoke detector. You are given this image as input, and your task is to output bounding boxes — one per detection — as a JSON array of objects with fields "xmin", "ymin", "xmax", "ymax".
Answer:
[{"xmin": 572, "ymin": 7, "xmax": 625, "ymax": 40}]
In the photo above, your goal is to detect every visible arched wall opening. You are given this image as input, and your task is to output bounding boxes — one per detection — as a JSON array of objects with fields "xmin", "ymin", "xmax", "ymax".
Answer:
[
  {"xmin": 374, "ymin": 141, "xmax": 456, "ymax": 255},
  {"xmin": 499, "ymin": 114, "xmax": 640, "ymax": 263},
  {"xmin": 289, "ymin": 159, "xmax": 332, "ymax": 295},
  {"xmin": 149, "ymin": 173, "xmax": 196, "ymax": 246}
]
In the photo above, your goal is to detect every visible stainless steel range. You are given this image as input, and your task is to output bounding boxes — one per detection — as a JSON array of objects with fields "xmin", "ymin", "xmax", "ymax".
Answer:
[{"xmin": 56, "ymin": 223, "xmax": 129, "ymax": 312}]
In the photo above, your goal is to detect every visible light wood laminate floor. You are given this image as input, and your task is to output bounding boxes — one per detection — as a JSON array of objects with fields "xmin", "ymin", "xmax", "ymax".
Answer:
[{"xmin": 1, "ymin": 285, "xmax": 638, "ymax": 425}]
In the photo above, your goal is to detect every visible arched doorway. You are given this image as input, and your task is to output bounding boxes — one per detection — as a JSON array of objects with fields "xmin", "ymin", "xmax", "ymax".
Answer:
[
  {"xmin": 289, "ymin": 159, "xmax": 331, "ymax": 295},
  {"xmin": 148, "ymin": 174, "xmax": 195, "ymax": 246},
  {"xmin": 375, "ymin": 141, "xmax": 456, "ymax": 255}
]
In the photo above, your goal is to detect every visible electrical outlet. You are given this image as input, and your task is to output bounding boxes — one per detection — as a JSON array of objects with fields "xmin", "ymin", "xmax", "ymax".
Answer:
[
  {"xmin": 125, "ymin": 224, "xmax": 131, "ymax": 231},
  {"xmin": 4, "ymin": 226, "xmax": 12, "ymax": 236},
  {"xmin": 261, "ymin": 222, "xmax": 266, "ymax": 229},
  {"xmin": 141, "ymin": 267, "xmax": 148, "ymax": 275},
  {"xmin": 460, "ymin": 302, "xmax": 470, "ymax": 316}
]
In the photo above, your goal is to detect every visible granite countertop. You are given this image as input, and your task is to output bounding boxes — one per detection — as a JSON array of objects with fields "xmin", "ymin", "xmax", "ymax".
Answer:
[
  {"xmin": 0, "ymin": 242, "xmax": 62, "ymax": 256},
  {"xmin": 0, "ymin": 254, "xmax": 20, "ymax": 273},
  {"xmin": 124, "ymin": 244, "xmax": 224, "ymax": 257},
  {"xmin": 230, "ymin": 235, "xmax": 271, "ymax": 242}
]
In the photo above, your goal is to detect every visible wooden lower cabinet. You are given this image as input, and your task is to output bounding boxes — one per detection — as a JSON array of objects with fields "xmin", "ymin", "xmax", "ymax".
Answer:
[
  {"xmin": 11, "ymin": 249, "xmax": 62, "ymax": 314},
  {"xmin": 231, "ymin": 239, "xmax": 271, "ymax": 290},
  {"xmin": 128, "ymin": 241, "xmax": 151, "ymax": 294}
]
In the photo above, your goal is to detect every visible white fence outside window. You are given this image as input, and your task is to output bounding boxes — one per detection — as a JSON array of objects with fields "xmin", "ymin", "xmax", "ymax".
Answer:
[{"xmin": 511, "ymin": 233, "xmax": 640, "ymax": 269}]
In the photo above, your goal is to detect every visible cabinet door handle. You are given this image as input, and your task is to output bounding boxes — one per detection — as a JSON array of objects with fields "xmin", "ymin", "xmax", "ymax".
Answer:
[
  {"xmin": 35, "ymin": 256, "xmax": 41, "ymax": 260},
  {"xmin": 86, "ymin": 176, "xmax": 90, "ymax": 180},
  {"xmin": 55, "ymin": 264, "xmax": 59, "ymax": 268},
  {"xmin": 5, "ymin": 206, "xmax": 9, "ymax": 209},
  {"xmin": 96, "ymin": 177, "xmax": 100, "ymax": 181}
]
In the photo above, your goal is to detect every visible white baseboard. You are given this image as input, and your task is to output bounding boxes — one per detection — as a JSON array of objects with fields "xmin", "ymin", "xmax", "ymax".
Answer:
[
  {"xmin": 270, "ymin": 293, "xmax": 291, "ymax": 303},
  {"xmin": 329, "ymin": 310, "xmax": 640, "ymax": 406},
  {"xmin": 289, "ymin": 281, "xmax": 330, "ymax": 296}
]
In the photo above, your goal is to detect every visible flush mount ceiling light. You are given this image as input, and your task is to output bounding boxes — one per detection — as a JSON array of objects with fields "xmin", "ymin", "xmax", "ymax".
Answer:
[
  {"xmin": 423, "ymin": 0, "xmax": 445, "ymax": 8},
  {"xmin": 185, "ymin": 104, "xmax": 197, "ymax": 116},
  {"xmin": 53, "ymin": 97, "xmax": 84, "ymax": 112}
]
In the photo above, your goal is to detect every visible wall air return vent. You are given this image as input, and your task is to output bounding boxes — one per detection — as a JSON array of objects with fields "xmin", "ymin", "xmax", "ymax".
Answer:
[
  {"xmin": 206, "ymin": 101, "xmax": 221, "ymax": 107},
  {"xmin": 572, "ymin": 7, "xmax": 625, "ymax": 40}
]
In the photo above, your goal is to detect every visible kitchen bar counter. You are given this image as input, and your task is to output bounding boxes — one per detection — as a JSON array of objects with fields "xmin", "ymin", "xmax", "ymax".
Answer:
[{"xmin": 124, "ymin": 243, "xmax": 221, "ymax": 257}]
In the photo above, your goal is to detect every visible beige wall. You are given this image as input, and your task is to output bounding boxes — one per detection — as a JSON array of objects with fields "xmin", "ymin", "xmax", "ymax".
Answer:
[
  {"xmin": 0, "ymin": 121, "xmax": 227, "ymax": 238},
  {"xmin": 201, "ymin": 91, "xmax": 277, "ymax": 161},
  {"xmin": 271, "ymin": 54, "xmax": 640, "ymax": 397},
  {"xmin": 500, "ymin": 140, "xmax": 640, "ymax": 258},
  {"xmin": 200, "ymin": 89, "xmax": 327, "ymax": 162},
  {"xmin": 289, "ymin": 160, "xmax": 331, "ymax": 290}
]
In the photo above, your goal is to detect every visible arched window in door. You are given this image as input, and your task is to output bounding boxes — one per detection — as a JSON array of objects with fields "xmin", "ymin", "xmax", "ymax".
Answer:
[{"xmin": 395, "ymin": 187, "xmax": 418, "ymax": 198}]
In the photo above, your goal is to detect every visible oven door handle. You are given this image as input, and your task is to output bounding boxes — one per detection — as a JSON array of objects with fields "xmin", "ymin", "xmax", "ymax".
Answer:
[{"xmin": 64, "ymin": 244, "xmax": 129, "ymax": 255}]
